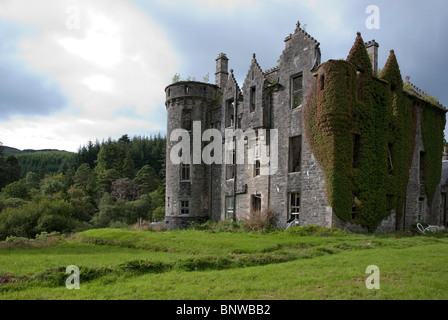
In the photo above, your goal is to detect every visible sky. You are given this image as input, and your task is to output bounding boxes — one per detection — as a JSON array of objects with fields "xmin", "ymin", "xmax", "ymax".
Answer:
[{"xmin": 0, "ymin": 0, "xmax": 447, "ymax": 152}]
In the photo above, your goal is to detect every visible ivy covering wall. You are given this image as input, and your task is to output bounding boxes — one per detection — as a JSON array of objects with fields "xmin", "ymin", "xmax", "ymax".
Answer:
[{"xmin": 303, "ymin": 33, "xmax": 445, "ymax": 232}]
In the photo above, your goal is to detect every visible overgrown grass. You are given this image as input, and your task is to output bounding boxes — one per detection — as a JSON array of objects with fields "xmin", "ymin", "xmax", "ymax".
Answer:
[{"xmin": 0, "ymin": 226, "xmax": 447, "ymax": 300}]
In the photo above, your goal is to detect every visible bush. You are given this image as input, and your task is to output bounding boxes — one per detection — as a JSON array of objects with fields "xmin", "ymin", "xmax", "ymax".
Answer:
[{"xmin": 243, "ymin": 207, "xmax": 275, "ymax": 232}]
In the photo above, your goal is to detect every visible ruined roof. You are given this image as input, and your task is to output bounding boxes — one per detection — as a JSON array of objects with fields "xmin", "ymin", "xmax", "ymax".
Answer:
[{"xmin": 404, "ymin": 76, "xmax": 446, "ymax": 111}]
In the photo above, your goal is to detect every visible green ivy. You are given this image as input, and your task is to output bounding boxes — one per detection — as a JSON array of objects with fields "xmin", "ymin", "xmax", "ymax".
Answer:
[{"xmin": 303, "ymin": 34, "xmax": 444, "ymax": 232}]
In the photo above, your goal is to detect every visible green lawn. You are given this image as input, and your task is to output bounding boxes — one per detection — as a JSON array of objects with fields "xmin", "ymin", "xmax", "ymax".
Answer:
[{"xmin": 0, "ymin": 227, "xmax": 447, "ymax": 300}]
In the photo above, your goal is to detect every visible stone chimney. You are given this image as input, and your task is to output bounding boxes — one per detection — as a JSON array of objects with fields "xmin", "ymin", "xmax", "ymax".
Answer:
[
  {"xmin": 215, "ymin": 53, "xmax": 229, "ymax": 89},
  {"xmin": 365, "ymin": 40, "xmax": 379, "ymax": 75}
]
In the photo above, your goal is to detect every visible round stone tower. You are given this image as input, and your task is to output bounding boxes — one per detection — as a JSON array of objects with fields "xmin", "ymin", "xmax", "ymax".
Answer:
[{"xmin": 164, "ymin": 81, "xmax": 220, "ymax": 229}]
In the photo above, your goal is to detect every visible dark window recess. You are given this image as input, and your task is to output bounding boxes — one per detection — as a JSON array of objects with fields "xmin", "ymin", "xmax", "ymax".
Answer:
[
  {"xmin": 289, "ymin": 136, "xmax": 302, "ymax": 173},
  {"xmin": 289, "ymin": 193, "xmax": 300, "ymax": 221},
  {"xmin": 388, "ymin": 144, "xmax": 394, "ymax": 174},
  {"xmin": 353, "ymin": 134, "xmax": 361, "ymax": 169},
  {"xmin": 182, "ymin": 110, "xmax": 192, "ymax": 131},
  {"xmin": 251, "ymin": 194, "xmax": 261, "ymax": 214},
  {"xmin": 419, "ymin": 151, "xmax": 425, "ymax": 184},
  {"xmin": 351, "ymin": 193, "xmax": 359, "ymax": 220},
  {"xmin": 226, "ymin": 149, "xmax": 235, "ymax": 180},
  {"xmin": 180, "ymin": 201, "xmax": 189, "ymax": 215},
  {"xmin": 292, "ymin": 74, "xmax": 303, "ymax": 108},
  {"xmin": 181, "ymin": 163, "xmax": 190, "ymax": 181},
  {"xmin": 254, "ymin": 160, "xmax": 261, "ymax": 177},
  {"xmin": 250, "ymin": 86, "xmax": 256, "ymax": 112},
  {"xmin": 320, "ymin": 74, "xmax": 325, "ymax": 91},
  {"xmin": 226, "ymin": 99, "xmax": 234, "ymax": 128}
]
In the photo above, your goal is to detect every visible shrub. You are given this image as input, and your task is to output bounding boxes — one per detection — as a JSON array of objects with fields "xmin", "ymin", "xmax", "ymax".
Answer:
[{"xmin": 243, "ymin": 207, "xmax": 275, "ymax": 232}]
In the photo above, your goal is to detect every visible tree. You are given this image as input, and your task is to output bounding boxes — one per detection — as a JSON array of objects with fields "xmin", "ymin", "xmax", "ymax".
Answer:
[
  {"xmin": 0, "ymin": 180, "xmax": 32, "ymax": 200},
  {"xmin": 135, "ymin": 165, "xmax": 159, "ymax": 195},
  {"xmin": 122, "ymin": 152, "xmax": 135, "ymax": 179},
  {"xmin": 111, "ymin": 178, "xmax": 138, "ymax": 201}
]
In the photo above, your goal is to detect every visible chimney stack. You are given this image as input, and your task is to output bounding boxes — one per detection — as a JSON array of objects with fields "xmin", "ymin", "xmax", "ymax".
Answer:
[
  {"xmin": 215, "ymin": 53, "xmax": 229, "ymax": 89},
  {"xmin": 365, "ymin": 40, "xmax": 379, "ymax": 75}
]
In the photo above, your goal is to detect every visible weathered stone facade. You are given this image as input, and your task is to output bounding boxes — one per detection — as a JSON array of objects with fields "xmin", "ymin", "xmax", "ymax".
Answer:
[{"xmin": 164, "ymin": 22, "xmax": 447, "ymax": 232}]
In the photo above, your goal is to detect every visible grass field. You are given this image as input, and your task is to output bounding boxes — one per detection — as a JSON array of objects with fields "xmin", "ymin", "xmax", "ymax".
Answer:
[{"xmin": 0, "ymin": 226, "xmax": 447, "ymax": 300}]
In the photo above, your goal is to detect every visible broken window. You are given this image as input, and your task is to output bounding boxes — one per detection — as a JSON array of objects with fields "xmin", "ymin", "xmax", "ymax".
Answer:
[
  {"xmin": 254, "ymin": 160, "xmax": 261, "ymax": 177},
  {"xmin": 250, "ymin": 86, "xmax": 256, "ymax": 112},
  {"xmin": 251, "ymin": 194, "xmax": 261, "ymax": 214},
  {"xmin": 226, "ymin": 149, "xmax": 236, "ymax": 180},
  {"xmin": 353, "ymin": 134, "xmax": 361, "ymax": 169},
  {"xmin": 320, "ymin": 74, "xmax": 325, "ymax": 91},
  {"xmin": 289, "ymin": 192, "xmax": 300, "ymax": 221},
  {"xmin": 351, "ymin": 193, "xmax": 359, "ymax": 220},
  {"xmin": 182, "ymin": 109, "xmax": 192, "ymax": 131},
  {"xmin": 225, "ymin": 196, "xmax": 234, "ymax": 218},
  {"xmin": 226, "ymin": 99, "xmax": 234, "ymax": 128},
  {"xmin": 181, "ymin": 163, "xmax": 190, "ymax": 181},
  {"xmin": 419, "ymin": 151, "xmax": 425, "ymax": 184},
  {"xmin": 387, "ymin": 144, "xmax": 394, "ymax": 174},
  {"xmin": 291, "ymin": 74, "xmax": 303, "ymax": 108},
  {"xmin": 289, "ymin": 136, "xmax": 302, "ymax": 173},
  {"xmin": 418, "ymin": 197, "xmax": 425, "ymax": 221}
]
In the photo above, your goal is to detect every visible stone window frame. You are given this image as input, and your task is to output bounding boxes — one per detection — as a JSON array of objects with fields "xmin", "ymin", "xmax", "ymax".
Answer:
[
  {"xmin": 225, "ymin": 196, "xmax": 234, "ymax": 218},
  {"xmin": 289, "ymin": 192, "xmax": 300, "ymax": 221},
  {"xmin": 181, "ymin": 163, "xmax": 191, "ymax": 182},
  {"xmin": 181, "ymin": 109, "xmax": 192, "ymax": 131},
  {"xmin": 251, "ymin": 194, "xmax": 262, "ymax": 214},
  {"xmin": 288, "ymin": 135, "xmax": 302, "ymax": 173},
  {"xmin": 291, "ymin": 72, "xmax": 304, "ymax": 109},
  {"xmin": 253, "ymin": 160, "xmax": 261, "ymax": 177},
  {"xmin": 226, "ymin": 148, "xmax": 236, "ymax": 181},
  {"xmin": 250, "ymin": 86, "xmax": 256, "ymax": 113},
  {"xmin": 180, "ymin": 200, "xmax": 189, "ymax": 215},
  {"xmin": 226, "ymin": 98, "xmax": 235, "ymax": 128}
]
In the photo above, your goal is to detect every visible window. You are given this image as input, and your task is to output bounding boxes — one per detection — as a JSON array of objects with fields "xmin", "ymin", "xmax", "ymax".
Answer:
[
  {"xmin": 351, "ymin": 193, "xmax": 359, "ymax": 220},
  {"xmin": 353, "ymin": 134, "xmax": 361, "ymax": 169},
  {"xmin": 320, "ymin": 74, "xmax": 325, "ymax": 91},
  {"xmin": 225, "ymin": 196, "xmax": 234, "ymax": 218},
  {"xmin": 226, "ymin": 149, "xmax": 235, "ymax": 180},
  {"xmin": 251, "ymin": 194, "xmax": 261, "ymax": 214},
  {"xmin": 182, "ymin": 109, "xmax": 192, "ymax": 131},
  {"xmin": 418, "ymin": 197, "xmax": 424, "ymax": 221},
  {"xmin": 387, "ymin": 144, "xmax": 394, "ymax": 174},
  {"xmin": 291, "ymin": 74, "xmax": 303, "ymax": 108},
  {"xmin": 289, "ymin": 136, "xmax": 302, "ymax": 173},
  {"xmin": 181, "ymin": 163, "xmax": 190, "ymax": 181},
  {"xmin": 180, "ymin": 201, "xmax": 189, "ymax": 215},
  {"xmin": 254, "ymin": 160, "xmax": 261, "ymax": 177},
  {"xmin": 250, "ymin": 86, "xmax": 256, "ymax": 112},
  {"xmin": 185, "ymin": 85, "xmax": 189, "ymax": 94},
  {"xmin": 289, "ymin": 193, "xmax": 300, "ymax": 220},
  {"xmin": 419, "ymin": 151, "xmax": 425, "ymax": 184},
  {"xmin": 226, "ymin": 99, "xmax": 235, "ymax": 128}
]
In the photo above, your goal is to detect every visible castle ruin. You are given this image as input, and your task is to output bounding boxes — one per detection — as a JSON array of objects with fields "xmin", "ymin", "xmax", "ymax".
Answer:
[{"xmin": 164, "ymin": 22, "xmax": 447, "ymax": 232}]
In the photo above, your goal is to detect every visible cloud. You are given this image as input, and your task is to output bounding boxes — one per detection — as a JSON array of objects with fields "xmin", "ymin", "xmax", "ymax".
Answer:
[{"xmin": 0, "ymin": 0, "xmax": 177, "ymax": 150}]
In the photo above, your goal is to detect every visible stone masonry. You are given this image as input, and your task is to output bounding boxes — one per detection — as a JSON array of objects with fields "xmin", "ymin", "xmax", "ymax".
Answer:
[{"xmin": 164, "ymin": 22, "xmax": 447, "ymax": 232}]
